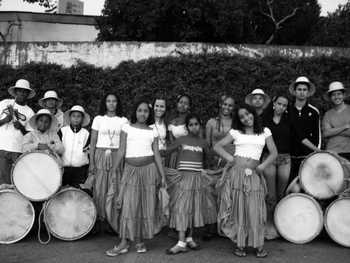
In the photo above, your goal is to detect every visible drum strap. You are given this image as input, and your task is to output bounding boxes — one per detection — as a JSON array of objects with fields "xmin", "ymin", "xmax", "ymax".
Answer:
[{"xmin": 37, "ymin": 202, "xmax": 51, "ymax": 245}]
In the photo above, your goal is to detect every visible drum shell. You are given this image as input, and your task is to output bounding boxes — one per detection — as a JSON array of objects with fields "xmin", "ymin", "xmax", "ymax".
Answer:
[
  {"xmin": 0, "ymin": 189, "xmax": 35, "ymax": 244},
  {"xmin": 299, "ymin": 151, "xmax": 346, "ymax": 200},
  {"xmin": 43, "ymin": 187, "xmax": 97, "ymax": 241},
  {"xmin": 274, "ymin": 193, "xmax": 323, "ymax": 244},
  {"xmin": 324, "ymin": 197, "xmax": 350, "ymax": 247},
  {"xmin": 11, "ymin": 151, "xmax": 62, "ymax": 201}
]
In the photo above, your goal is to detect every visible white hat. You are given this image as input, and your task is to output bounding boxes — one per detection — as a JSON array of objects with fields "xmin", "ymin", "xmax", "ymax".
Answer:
[
  {"xmin": 8, "ymin": 79, "xmax": 35, "ymax": 99},
  {"xmin": 289, "ymin": 76, "xmax": 316, "ymax": 97},
  {"xmin": 245, "ymin": 89, "xmax": 271, "ymax": 109},
  {"xmin": 323, "ymin": 81, "xmax": 348, "ymax": 101},
  {"xmin": 29, "ymin": 109, "xmax": 58, "ymax": 131},
  {"xmin": 64, "ymin": 105, "xmax": 90, "ymax": 127},
  {"xmin": 38, "ymin": 90, "xmax": 63, "ymax": 108}
]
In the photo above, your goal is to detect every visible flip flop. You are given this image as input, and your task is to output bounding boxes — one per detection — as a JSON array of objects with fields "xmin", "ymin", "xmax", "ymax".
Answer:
[
  {"xmin": 234, "ymin": 247, "xmax": 247, "ymax": 257},
  {"xmin": 136, "ymin": 243, "xmax": 147, "ymax": 253}
]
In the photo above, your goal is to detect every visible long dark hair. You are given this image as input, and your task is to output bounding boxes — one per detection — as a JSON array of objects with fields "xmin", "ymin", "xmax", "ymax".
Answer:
[
  {"xmin": 216, "ymin": 94, "xmax": 235, "ymax": 131},
  {"xmin": 185, "ymin": 113, "xmax": 202, "ymax": 129},
  {"xmin": 264, "ymin": 93, "xmax": 290, "ymax": 122},
  {"xmin": 177, "ymin": 94, "xmax": 192, "ymax": 108},
  {"xmin": 130, "ymin": 100, "xmax": 153, "ymax": 125},
  {"xmin": 234, "ymin": 104, "xmax": 263, "ymax": 134},
  {"xmin": 98, "ymin": 93, "xmax": 123, "ymax": 116}
]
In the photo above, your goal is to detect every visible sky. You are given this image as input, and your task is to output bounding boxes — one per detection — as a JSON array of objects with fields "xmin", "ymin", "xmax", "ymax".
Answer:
[{"xmin": 0, "ymin": 0, "xmax": 348, "ymax": 16}]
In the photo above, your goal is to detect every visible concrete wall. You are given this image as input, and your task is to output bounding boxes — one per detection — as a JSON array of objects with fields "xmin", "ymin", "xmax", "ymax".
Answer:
[{"xmin": 1, "ymin": 42, "xmax": 350, "ymax": 68}]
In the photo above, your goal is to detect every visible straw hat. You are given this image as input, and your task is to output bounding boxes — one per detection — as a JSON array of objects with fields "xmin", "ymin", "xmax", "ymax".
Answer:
[
  {"xmin": 8, "ymin": 79, "xmax": 35, "ymax": 99},
  {"xmin": 323, "ymin": 81, "xmax": 348, "ymax": 101},
  {"xmin": 289, "ymin": 76, "xmax": 316, "ymax": 97},
  {"xmin": 245, "ymin": 89, "xmax": 271, "ymax": 109},
  {"xmin": 29, "ymin": 109, "xmax": 58, "ymax": 131},
  {"xmin": 64, "ymin": 105, "xmax": 90, "ymax": 127},
  {"xmin": 38, "ymin": 90, "xmax": 63, "ymax": 108}
]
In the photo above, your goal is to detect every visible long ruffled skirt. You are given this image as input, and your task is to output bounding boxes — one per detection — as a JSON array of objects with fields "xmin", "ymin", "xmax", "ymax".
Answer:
[
  {"xmin": 217, "ymin": 156, "xmax": 267, "ymax": 248},
  {"xmin": 167, "ymin": 168, "xmax": 217, "ymax": 232}
]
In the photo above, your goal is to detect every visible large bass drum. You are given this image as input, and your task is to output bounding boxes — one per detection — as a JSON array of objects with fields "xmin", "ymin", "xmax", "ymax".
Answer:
[
  {"xmin": 274, "ymin": 193, "xmax": 323, "ymax": 244},
  {"xmin": 299, "ymin": 151, "xmax": 345, "ymax": 199},
  {"xmin": 12, "ymin": 151, "xmax": 62, "ymax": 201},
  {"xmin": 44, "ymin": 187, "xmax": 96, "ymax": 241},
  {"xmin": 324, "ymin": 197, "xmax": 350, "ymax": 247},
  {"xmin": 0, "ymin": 189, "xmax": 35, "ymax": 244}
]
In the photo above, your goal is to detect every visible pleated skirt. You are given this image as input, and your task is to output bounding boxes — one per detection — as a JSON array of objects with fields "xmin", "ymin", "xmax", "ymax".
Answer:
[
  {"xmin": 167, "ymin": 168, "xmax": 217, "ymax": 232},
  {"xmin": 217, "ymin": 156, "xmax": 267, "ymax": 248},
  {"xmin": 117, "ymin": 162, "xmax": 162, "ymax": 241}
]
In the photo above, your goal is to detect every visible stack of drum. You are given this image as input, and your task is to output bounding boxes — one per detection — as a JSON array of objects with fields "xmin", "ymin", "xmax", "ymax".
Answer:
[
  {"xmin": 0, "ymin": 151, "xmax": 97, "ymax": 244},
  {"xmin": 274, "ymin": 151, "xmax": 350, "ymax": 247}
]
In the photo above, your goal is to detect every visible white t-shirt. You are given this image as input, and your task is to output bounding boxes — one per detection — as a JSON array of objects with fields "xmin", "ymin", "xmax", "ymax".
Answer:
[
  {"xmin": 91, "ymin": 115, "xmax": 128, "ymax": 149},
  {"xmin": 229, "ymin": 128, "xmax": 272, "ymax": 161},
  {"xmin": 0, "ymin": 99, "xmax": 34, "ymax": 153},
  {"xmin": 168, "ymin": 124, "xmax": 188, "ymax": 139},
  {"xmin": 123, "ymin": 124, "xmax": 157, "ymax": 158},
  {"xmin": 150, "ymin": 122, "xmax": 167, "ymax": 150}
]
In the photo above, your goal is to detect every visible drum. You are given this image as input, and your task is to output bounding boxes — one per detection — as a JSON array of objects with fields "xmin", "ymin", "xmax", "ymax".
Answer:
[
  {"xmin": 299, "ymin": 151, "xmax": 345, "ymax": 199},
  {"xmin": 0, "ymin": 189, "xmax": 35, "ymax": 244},
  {"xmin": 274, "ymin": 193, "xmax": 323, "ymax": 244},
  {"xmin": 44, "ymin": 187, "xmax": 96, "ymax": 241},
  {"xmin": 12, "ymin": 151, "xmax": 62, "ymax": 201},
  {"xmin": 324, "ymin": 197, "xmax": 350, "ymax": 247}
]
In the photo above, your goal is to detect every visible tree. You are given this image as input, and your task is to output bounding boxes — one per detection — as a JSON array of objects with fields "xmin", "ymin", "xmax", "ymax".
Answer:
[{"xmin": 22, "ymin": 0, "xmax": 58, "ymax": 12}]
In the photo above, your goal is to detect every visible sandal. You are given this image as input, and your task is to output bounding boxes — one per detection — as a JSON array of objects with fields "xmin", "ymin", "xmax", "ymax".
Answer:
[
  {"xmin": 256, "ymin": 248, "xmax": 268, "ymax": 258},
  {"xmin": 234, "ymin": 247, "xmax": 247, "ymax": 257},
  {"xmin": 166, "ymin": 245, "xmax": 188, "ymax": 255},
  {"xmin": 105, "ymin": 245, "xmax": 129, "ymax": 257},
  {"xmin": 136, "ymin": 243, "xmax": 147, "ymax": 253},
  {"xmin": 187, "ymin": 240, "xmax": 201, "ymax": 250}
]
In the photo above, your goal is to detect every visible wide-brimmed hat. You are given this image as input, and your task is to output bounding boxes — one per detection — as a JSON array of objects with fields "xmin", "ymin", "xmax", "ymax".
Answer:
[
  {"xmin": 245, "ymin": 89, "xmax": 271, "ymax": 109},
  {"xmin": 64, "ymin": 105, "xmax": 90, "ymax": 127},
  {"xmin": 38, "ymin": 90, "xmax": 63, "ymax": 108},
  {"xmin": 29, "ymin": 109, "xmax": 58, "ymax": 131},
  {"xmin": 289, "ymin": 76, "xmax": 316, "ymax": 97},
  {"xmin": 8, "ymin": 79, "xmax": 35, "ymax": 99},
  {"xmin": 323, "ymin": 81, "xmax": 348, "ymax": 101}
]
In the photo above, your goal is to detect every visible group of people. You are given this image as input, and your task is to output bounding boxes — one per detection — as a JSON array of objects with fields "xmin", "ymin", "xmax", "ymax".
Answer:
[{"xmin": 0, "ymin": 75, "xmax": 349, "ymax": 258}]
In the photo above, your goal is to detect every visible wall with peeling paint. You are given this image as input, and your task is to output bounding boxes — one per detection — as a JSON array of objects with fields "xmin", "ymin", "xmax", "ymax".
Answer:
[{"xmin": 1, "ymin": 42, "xmax": 349, "ymax": 68}]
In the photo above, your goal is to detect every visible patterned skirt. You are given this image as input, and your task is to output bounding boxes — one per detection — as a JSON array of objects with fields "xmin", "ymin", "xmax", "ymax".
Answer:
[
  {"xmin": 217, "ymin": 156, "xmax": 267, "ymax": 248},
  {"xmin": 117, "ymin": 161, "xmax": 162, "ymax": 241},
  {"xmin": 167, "ymin": 168, "xmax": 217, "ymax": 232}
]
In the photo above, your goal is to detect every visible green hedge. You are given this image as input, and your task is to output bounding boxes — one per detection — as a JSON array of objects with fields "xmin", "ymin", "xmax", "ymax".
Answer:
[{"xmin": 1, "ymin": 54, "xmax": 350, "ymax": 122}]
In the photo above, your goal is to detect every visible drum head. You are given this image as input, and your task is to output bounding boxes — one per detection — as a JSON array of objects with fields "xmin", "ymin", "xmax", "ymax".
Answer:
[
  {"xmin": 12, "ymin": 152, "xmax": 61, "ymax": 201},
  {"xmin": 44, "ymin": 188, "xmax": 96, "ymax": 241},
  {"xmin": 325, "ymin": 198, "xmax": 350, "ymax": 247},
  {"xmin": 0, "ymin": 189, "xmax": 35, "ymax": 244},
  {"xmin": 274, "ymin": 193, "xmax": 323, "ymax": 244},
  {"xmin": 299, "ymin": 152, "xmax": 345, "ymax": 199}
]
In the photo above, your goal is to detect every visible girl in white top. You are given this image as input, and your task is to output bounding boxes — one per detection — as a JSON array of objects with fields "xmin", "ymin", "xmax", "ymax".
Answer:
[
  {"xmin": 150, "ymin": 97, "xmax": 167, "ymax": 157},
  {"xmin": 86, "ymin": 93, "xmax": 128, "ymax": 231},
  {"xmin": 214, "ymin": 104, "xmax": 277, "ymax": 258},
  {"xmin": 167, "ymin": 95, "xmax": 191, "ymax": 168},
  {"xmin": 106, "ymin": 100, "xmax": 165, "ymax": 256}
]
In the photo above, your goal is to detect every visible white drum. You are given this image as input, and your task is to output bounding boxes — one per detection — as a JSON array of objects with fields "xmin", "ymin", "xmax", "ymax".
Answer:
[
  {"xmin": 274, "ymin": 193, "xmax": 323, "ymax": 244},
  {"xmin": 299, "ymin": 151, "xmax": 345, "ymax": 199},
  {"xmin": 12, "ymin": 151, "xmax": 62, "ymax": 201},
  {"xmin": 44, "ymin": 187, "xmax": 96, "ymax": 241},
  {"xmin": 0, "ymin": 189, "xmax": 35, "ymax": 244},
  {"xmin": 324, "ymin": 197, "xmax": 350, "ymax": 247}
]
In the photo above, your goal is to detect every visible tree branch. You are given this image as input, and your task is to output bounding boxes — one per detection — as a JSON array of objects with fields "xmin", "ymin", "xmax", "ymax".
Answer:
[{"xmin": 276, "ymin": 7, "xmax": 299, "ymax": 29}]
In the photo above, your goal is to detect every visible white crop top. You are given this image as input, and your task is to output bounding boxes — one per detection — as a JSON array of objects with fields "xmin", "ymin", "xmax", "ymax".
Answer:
[
  {"xmin": 168, "ymin": 124, "xmax": 188, "ymax": 139},
  {"xmin": 123, "ymin": 124, "xmax": 157, "ymax": 158},
  {"xmin": 229, "ymin": 128, "xmax": 272, "ymax": 161},
  {"xmin": 92, "ymin": 115, "xmax": 128, "ymax": 149}
]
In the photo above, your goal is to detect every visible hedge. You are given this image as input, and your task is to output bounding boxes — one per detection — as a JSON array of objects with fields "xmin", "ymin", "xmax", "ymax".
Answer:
[{"xmin": 1, "ymin": 54, "xmax": 350, "ymax": 123}]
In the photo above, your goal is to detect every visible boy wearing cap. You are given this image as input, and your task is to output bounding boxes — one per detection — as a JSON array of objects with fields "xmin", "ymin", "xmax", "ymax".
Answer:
[
  {"xmin": 39, "ymin": 90, "xmax": 64, "ymax": 130},
  {"xmin": 322, "ymin": 82, "xmax": 350, "ymax": 160},
  {"xmin": 0, "ymin": 79, "xmax": 35, "ymax": 184},
  {"xmin": 288, "ymin": 76, "xmax": 321, "ymax": 182},
  {"xmin": 58, "ymin": 105, "xmax": 90, "ymax": 188}
]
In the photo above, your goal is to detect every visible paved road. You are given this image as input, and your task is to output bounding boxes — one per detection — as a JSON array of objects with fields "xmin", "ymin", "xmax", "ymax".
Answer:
[{"xmin": 1, "ymin": 230, "xmax": 349, "ymax": 263}]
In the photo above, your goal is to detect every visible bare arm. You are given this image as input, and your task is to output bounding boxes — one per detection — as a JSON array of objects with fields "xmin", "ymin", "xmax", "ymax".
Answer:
[
  {"xmin": 258, "ymin": 136, "xmax": 278, "ymax": 171},
  {"xmin": 152, "ymin": 138, "xmax": 166, "ymax": 185},
  {"xmin": 50, "ymin": 133, "xmax": 64, "ymax": 155},
  {"xmin": 205, "ymin": 119, "xmax": 214, "ymax": 148},
  {"xmin": 213, "ymin": 133, "xmax": 234, "ymax": 163},
  {"xmin": 301, "ymin": 138, "xmax": 321, "ymax": 152},
  {"xmin": 113, "ymin": 131, "xmax": 126, "ymax": 170},
  {"xmin": 89, "ymin": 129, "xmax": 98, "ymax": 171},
  {"xmin": 322, "ymin": 115, "xmax": 349, "ymax": 138}
]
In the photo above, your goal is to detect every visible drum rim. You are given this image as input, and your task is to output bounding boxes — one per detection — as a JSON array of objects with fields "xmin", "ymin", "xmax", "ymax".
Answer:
[
  {"xmin": 11, "ymin": 150, "xmax": 62, "ymax": 201},
  {"xmin": 324, "ymin": 197, "xmax": 350, "ymax": 248},
  {"xmin": 0, "ymin": 189, "xmax": 35, "ymax": 244},
  {"xmin": 274, "ymin": 193, "xmax": 324, "ymax": 244},
  {"xmin": 299, "ymin": 151, "xmax": 345, "ymax": 200},
  {"xmin": 43, "ymin": 187, "xmax": 97, "ymax": 241}
]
